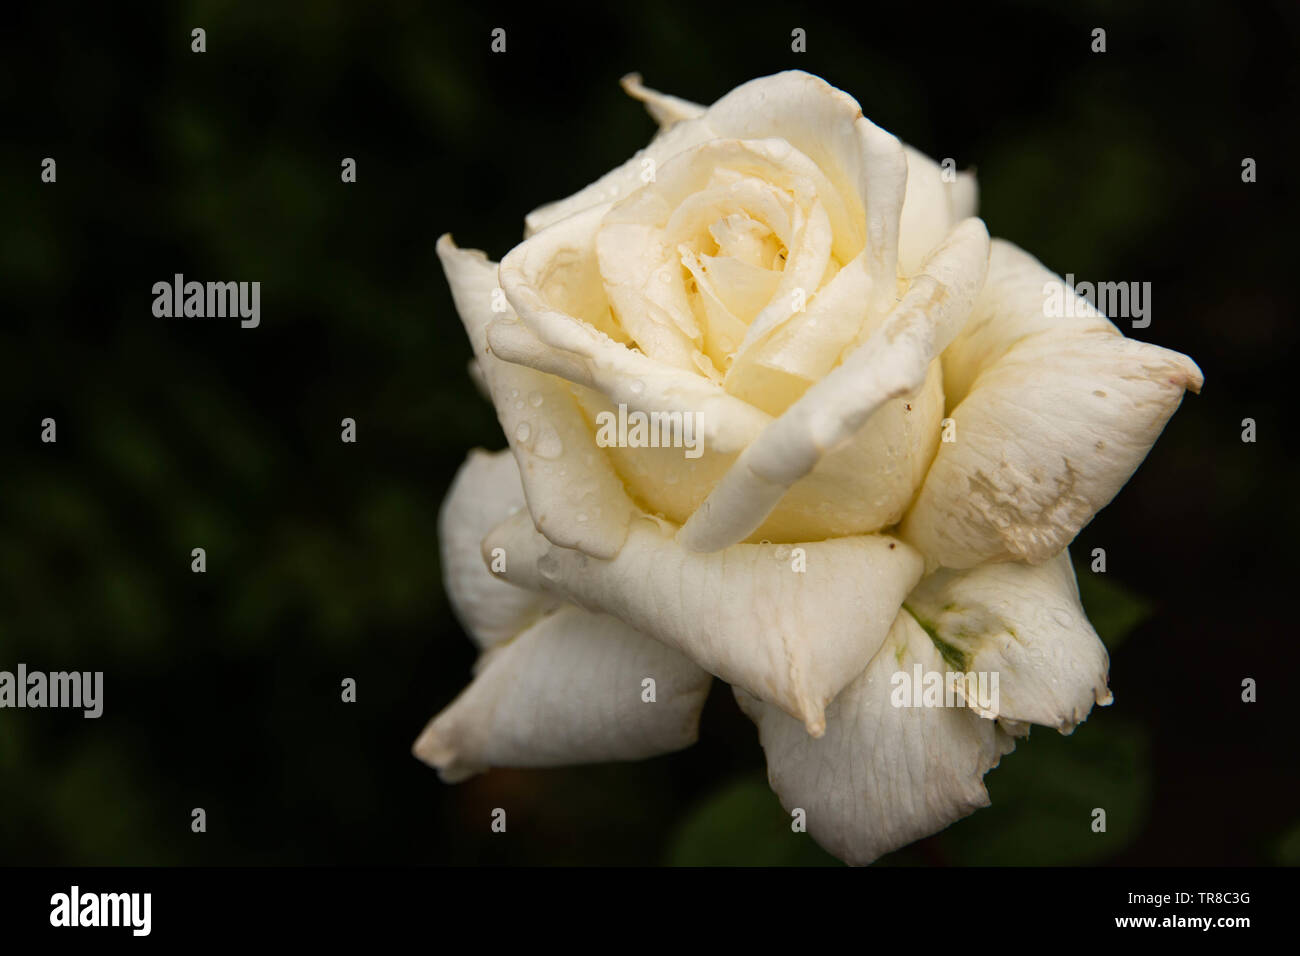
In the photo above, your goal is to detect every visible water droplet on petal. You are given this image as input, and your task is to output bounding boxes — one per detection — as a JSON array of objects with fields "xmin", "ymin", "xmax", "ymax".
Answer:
[
  {"xmin": 534, "ymin": 423, "xmax": 563, "ymax": 459},
  {"xmin": 538, "ymin": 552, "xmax": 562, "ymax": 583}
]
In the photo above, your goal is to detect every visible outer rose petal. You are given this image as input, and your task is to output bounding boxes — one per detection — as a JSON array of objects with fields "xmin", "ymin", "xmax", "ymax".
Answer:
[
  {"xmin": 620, "ymin": 73, "xmax": 705, "ymax": 127},
  {"xmin": 485, "ymin": 510, "xmax": 923, "ymax": 736},
  {"xmin": 737, "ymin": 609, "xmax": 1016, "ymax": 866},
  {"xmin": 523, "ymin": 110, "xmax": 716, "ymax": 238},
  {"xmin": 949, "ymin": 170, "xmax": 978, "ymax": 221},
  {"xmin": 902, "ymin": 549, "xmax": 1112, "ymax": 733},
  {"xmin": 899, "ymin": 146, "xmax": 979, "ymax": 277},
  {"xmin": 940, "ymin": 239, "xmax": 1115, "ymax": 408},
  {"xmin": 439, "ymin": 448, "xmax": 558, "ymax": 649},
  {"xmin": 677, "ymin": 218, "xmax": 989, "ymax": 552},
  {"xmin": 413, "ymin": 604, "xmax": 712, "ymax": 782},
  {"xmin": 902, "ymin": 241, "xmax": 1203, "ymax": 568},
  {"xmin": 437, "ymin": 234, "xmax": 634, "ymax": 559}
]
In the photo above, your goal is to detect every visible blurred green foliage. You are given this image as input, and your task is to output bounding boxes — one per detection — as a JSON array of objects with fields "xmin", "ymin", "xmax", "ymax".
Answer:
[
  {"xmin": 667, "ymin": 775, "xmax": 839, "ymax": 866},
  {"xmin": 1074, "ymin": 565, "xmax": 1153, "ymax": 651}
]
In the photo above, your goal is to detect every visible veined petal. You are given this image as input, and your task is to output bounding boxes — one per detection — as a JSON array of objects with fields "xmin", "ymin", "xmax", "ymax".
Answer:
[
  {"xmin": 902, "ymin": 550, "xmax": 1111, "ymax": 733},
  {"xmin": 485, "ymin": 510, "xmax": 923, "ymax": 736},
  {"xmin": 903, "ymin": 241, "xmax": 1203, "ymax": 568},
  {"xmin": 737, "ymin": 608, "xmax": 1016, "ymax": 866},
  {"xmin": 677, "ymin": 219, "xmax": 989, "ymax": 552},
  {"xmin": 439, "ymin": 449, "xmax": 559, "ymax": 650},
  {"xmin": 413, "ymin": 604, "xmax": 712, "ymax": 782},
  {"xmin": 438, "ymin": 234, "xmax": 633, "ymax": 559}
]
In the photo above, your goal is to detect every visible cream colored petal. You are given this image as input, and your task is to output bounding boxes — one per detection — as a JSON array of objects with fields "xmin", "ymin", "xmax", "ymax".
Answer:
[
  {"xmin": 438, "ymin": 234, "xmax": 633, "ymax": 559},
  {"xmin": 596, "ymin": 220, "xmax": 702, "ymax": 370},
  {"xmin": 562, "ymin": 358, "xmax": 942, "ymax": 543},
  {"xmin": 941, "ymin": 239, "xmax": 1116, "ymax": 408},
  {"xmin": 904, "ymin": 244, "xmax": 1202, "ymax": 568},
  {"xmin": 905, "ymin": 331, "xmax": 1203, "ymax": 568},
  {"xmin": 733, "ymin": 196, "xmax": 834, "ymax": 356},
  {"xmin": 439, "ymin": 449, "xmax": 558, "ymax": 650},
  {"xmin": 485, "ymin": 511, "xmax": 923, "ymax": 736},
  {"xmin": 747, "ymin": 358, "xmax": 944, "ymax": 540},
  {"xmin": 609, "ymin": 136, "xmax": 852, "ymax": 278},
  {"xmin": 620, "ymin": 73, "xmax": 706, "ymax": 127},
  {"xmin": 498, "ymin": 205, "xmax": 772, "ymax": 456},
  {"xmin": 950, "ymin": 170, "xmax": 978, "ymax": 220},
  {"xmin": 678, "ymin": 219, "xmax": 989, "ymax": 552},
  {"xmin": 523, "ymin": 110, "xmax": 715, "ymax": 238},
  {"xmin": 724, "ymin": 250, "xmax": 874, "ymax": 414},
  {"xmin": 466, "ymin": 357, "xmax": 490, "ymax": 401},
  {"xmin": 704, "ymin": 71, "xmax": 908, "ymax": 300},
  {"xmin": 737, "ymin": 609, "xmax": 1016, "ymax": 866},
  {"xmin": 903, "ymin": 550, "xmax": 1111, "ymax": 732},
  {"xmin": 899, "ymin": 146, "xmax": 960, "ymax": 277},
  {"xmin": 414, "ymin": 604, "xmax": 712, "ymax": 782}
]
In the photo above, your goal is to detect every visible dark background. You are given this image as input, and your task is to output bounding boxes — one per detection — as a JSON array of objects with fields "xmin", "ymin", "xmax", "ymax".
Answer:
[{"xmin": 0, "ymin": 0, "xmax": 1296, "ymax": 865}]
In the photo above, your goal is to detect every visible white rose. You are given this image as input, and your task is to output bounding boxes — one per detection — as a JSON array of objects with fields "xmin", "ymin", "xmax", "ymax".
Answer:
[{"xmin": 416, "ymin": 71, "xmax": 1202, "ymax": 865}]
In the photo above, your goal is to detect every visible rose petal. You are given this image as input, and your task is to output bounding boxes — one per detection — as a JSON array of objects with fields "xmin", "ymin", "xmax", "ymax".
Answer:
[
  {"xmin": 737, "ymin": 608, "xmax": 1016, "ymax": 866},
  {"xmin": 414, "ymin": 603, "xmax": 712, "ymax": 781},
  {"xmin": 901, "ymin": 549, "xmax": 1111, "ymax": 733},
  {"xmin": 498, "ymin": 204, "xmax": 773, "ymax": 456},
  {"xmin": 438, "ymin": 234, "xmax": 633, "ymax": 559},
  {"xmin": 523, "ymin": 114, "xmax": 715, "ymax": 238},
  {"xmin": 724, "ymin": 250, "xmax": 874, "ymax": 413},
  {"xmin": 950, "ymin": 170, "xmax": 978, "ymax": 220},
  {"xmin": 940, "ymin": 239, "xmax": 1115, "ymax": 407},
  {"xmin": 705, "ymin": 71, "xmax": 910, "ymax": 297},
  {"xmin": 902, "ymin": 241, "xmax": 1203, "ymax": 568},
  {"xmin": 596, "ymin": 219, "xmax": 703, "ymax": 371},
  {"xmin": 899, "ymin": 146, "xmax": 972, "ymax": 277},
  {"xmin": 439, "ymin": 448, "xmax": 559, "ymax": 649},
  {"xmin": 677, "ymin": 218, "xmax": 989, "ymax": 552},
  {"xmin": 485, "ymin": 510, "xmax": 923, "ymax": 736},
  {"xmin": 620, "ymin": 73, "xmax": 706, "ymax": 127}
]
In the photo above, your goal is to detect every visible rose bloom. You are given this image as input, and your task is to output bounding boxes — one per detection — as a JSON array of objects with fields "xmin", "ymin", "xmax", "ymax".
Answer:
[{"xmin": 416, "ymin": 71, "xmax": 1201, "ymax": 865}]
